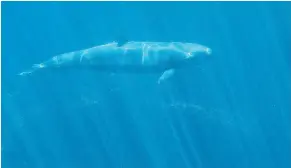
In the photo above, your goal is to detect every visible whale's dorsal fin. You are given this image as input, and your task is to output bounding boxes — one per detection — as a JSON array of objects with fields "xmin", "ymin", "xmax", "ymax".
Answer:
[
  {"xmin": 114, "ymin": 34, "xmax": 129, "ymax": 47},
  {"xmin": 158, "ymin": 69, "xmax": 175, "ymax": 84},
  {"xmin": 117, "ymin": 39, "xmax": 128, "ymax": 47}
]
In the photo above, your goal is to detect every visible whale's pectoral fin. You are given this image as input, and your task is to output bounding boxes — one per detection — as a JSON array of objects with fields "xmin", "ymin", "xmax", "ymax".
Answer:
[{"xmin": 158, "ymin": 69, "xmax": 175, "ymax": 84}]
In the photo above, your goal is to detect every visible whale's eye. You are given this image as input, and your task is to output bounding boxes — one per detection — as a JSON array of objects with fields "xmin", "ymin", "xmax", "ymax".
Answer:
[{"xmin": 186, "ymin": 52, "xmax": 193, "ymax": 58}]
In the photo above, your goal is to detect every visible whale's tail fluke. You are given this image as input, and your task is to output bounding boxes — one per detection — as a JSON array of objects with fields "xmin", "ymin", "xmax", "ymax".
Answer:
[
  {"xmin": 18, "ymin": 70, "xmax": 33, "ymax": 76},
  {"xmin": 18, "ymin": 63, "xmax": 46, "ymax": 76}
]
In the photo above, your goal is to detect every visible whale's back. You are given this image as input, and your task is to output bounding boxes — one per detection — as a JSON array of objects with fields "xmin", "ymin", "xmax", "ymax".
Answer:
[{"xmin": 80, "ymin": 42, "xmax": 186, "ymax": 71}]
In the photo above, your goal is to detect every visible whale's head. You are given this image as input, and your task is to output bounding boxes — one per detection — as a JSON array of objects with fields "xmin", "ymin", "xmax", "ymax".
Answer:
[
  {"xmin": 183, "ymin": 43, "xmax": 212, "ymax": 58},
  {"xmin": 170, "ymin": 42, "xmax": 211, "ymax": 61}
]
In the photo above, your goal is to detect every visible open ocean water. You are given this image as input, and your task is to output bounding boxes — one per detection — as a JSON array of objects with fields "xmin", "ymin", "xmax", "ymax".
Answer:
[{"xmin": 1, "ymin": 1, "xmax": 291, "ymax": 168}]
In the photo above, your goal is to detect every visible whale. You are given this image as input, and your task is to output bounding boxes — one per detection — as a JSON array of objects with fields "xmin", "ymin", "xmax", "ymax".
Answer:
[{"xmin": 19, "ymin": 41, "xmax": 212, "ymax": 83}]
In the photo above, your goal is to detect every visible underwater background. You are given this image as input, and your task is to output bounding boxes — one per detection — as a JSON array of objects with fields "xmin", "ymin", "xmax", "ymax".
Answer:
[{"xmin": 2, "ymin": 1, "xmax": 291, "ymax": 168}]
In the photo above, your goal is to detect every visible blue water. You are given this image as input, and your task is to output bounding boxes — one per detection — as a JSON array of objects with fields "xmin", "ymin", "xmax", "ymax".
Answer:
[{"xmin": 2, "ymin": 2, "xmax": 291, "ymax": 168}]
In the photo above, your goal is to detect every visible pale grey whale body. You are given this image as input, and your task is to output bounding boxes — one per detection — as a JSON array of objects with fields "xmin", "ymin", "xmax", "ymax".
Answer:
[{"xmin": 19, "ymin": 41, "xmax": 212, "ymax": 83}]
